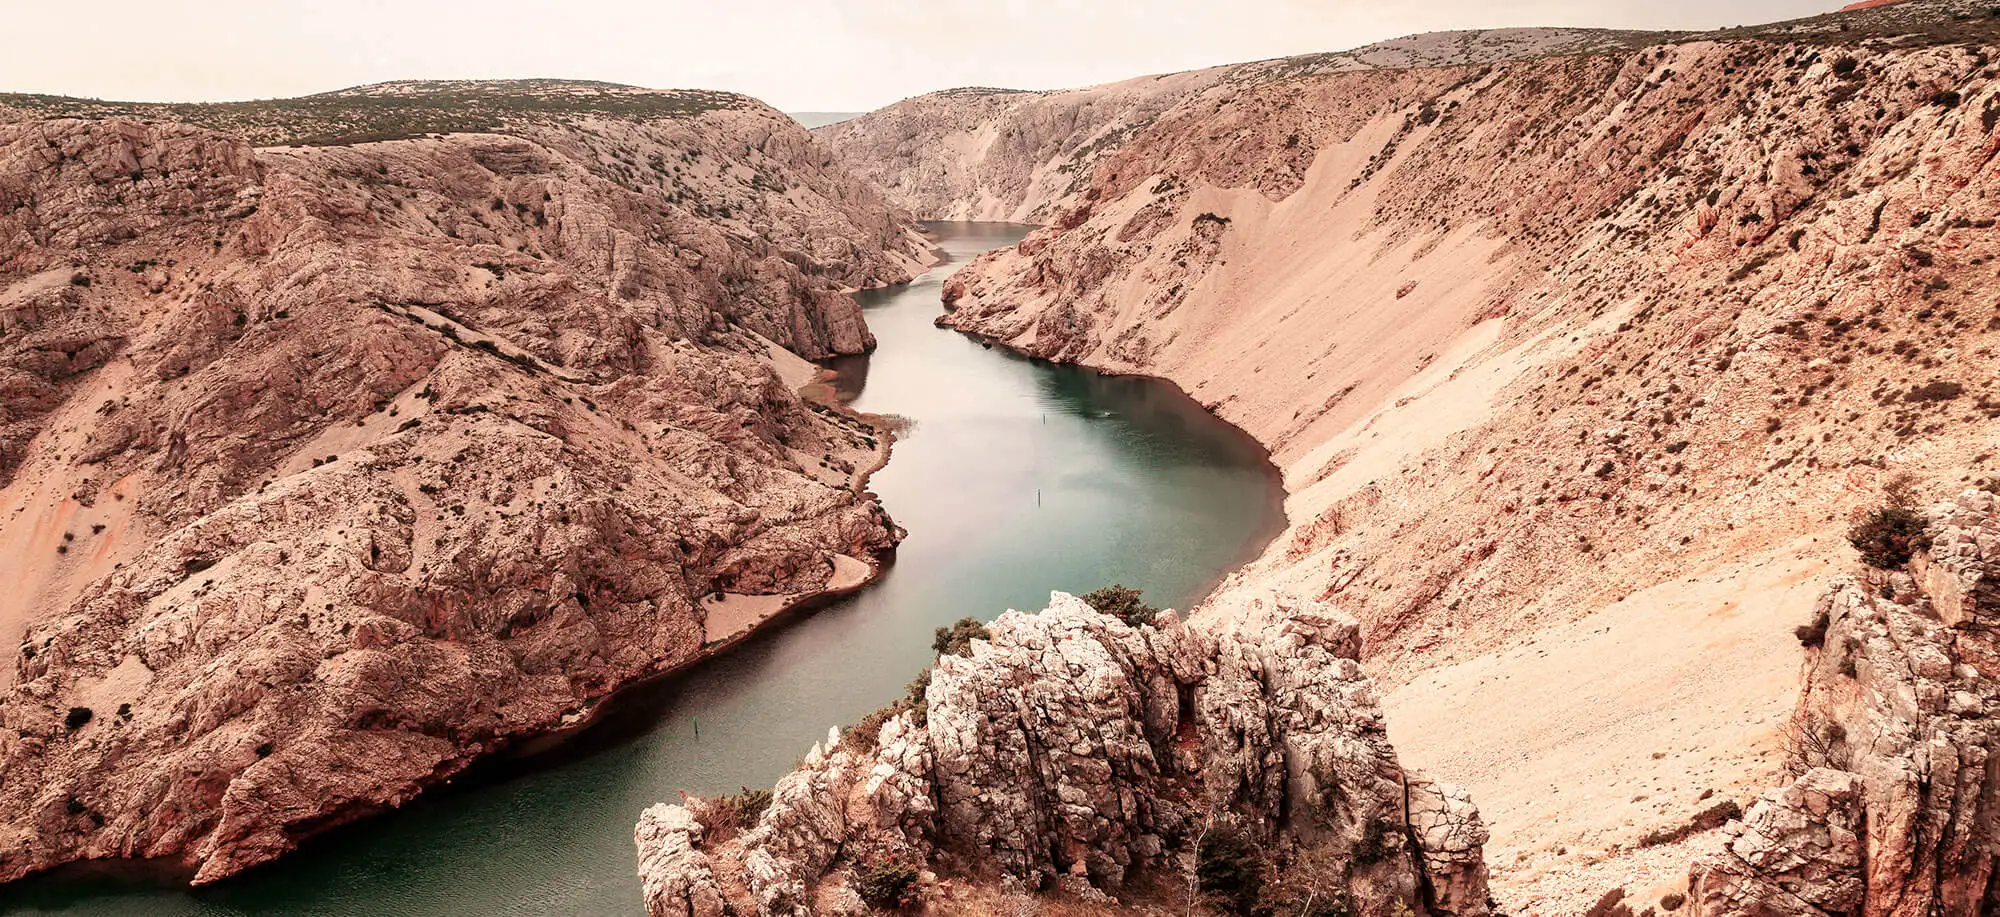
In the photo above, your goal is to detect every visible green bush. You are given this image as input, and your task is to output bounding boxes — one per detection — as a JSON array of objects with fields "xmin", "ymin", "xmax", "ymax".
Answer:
[
  {"xmin": 1794, "ymin": 610, "xmax": 1829, "ymax": 648},
  {"xmin": 931, "ymin": 618, "xmax": 988, "ymax": 657},
  {"xmin": 854, "ymin": 856, "xmax": 920, "ymax": 910},
  {"xmin": 1080, "ymin": 585, "xmax": 1160, "ymax": 627},
  {"xmin": 904, "ymin": 669, "xmax": 932, "ymax": 728},
  {"xmin": 845, "ymin": 704, "xmax": 900, "ymax": 752}
]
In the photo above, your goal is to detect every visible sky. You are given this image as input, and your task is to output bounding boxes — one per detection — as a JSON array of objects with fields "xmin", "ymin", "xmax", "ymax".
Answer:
[{"xmin": 3, "ymin": 0, "xmax": 1842, "ymax": 112}]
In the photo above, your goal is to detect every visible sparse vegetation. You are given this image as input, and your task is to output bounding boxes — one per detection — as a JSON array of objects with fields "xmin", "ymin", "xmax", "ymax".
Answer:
[
  {"xmin": 1194, "ymin": 823, "xmax": 1267, "ymax": 915},
  {"xmin": 1080, "ymin": 584, "xmax": 1161, "ymax": 627},
  {"xmin": 1847, "ymin": 475, "xmax": 1930, "ymax": 569},
  {"xmin": 854, "ymin": 855, "xmax": 921, "ymax": 910},
  {"xmin": 64, "ymin": 707, "xmax": 93, "ymax": 730},
  {"xmin": 0, "ymin": 80, "xmax": 746, "ymax": 147},
  {"xmin": 931, "ymin": 617, "xmax": 988, "ymax": 657},
  {"xmin": 698, "ymin": 786, "xmax": 773, "ymax": 836},
  {"xmin": 1794, "ymin": 608, "xmax": 1830, "ymax": 648}
]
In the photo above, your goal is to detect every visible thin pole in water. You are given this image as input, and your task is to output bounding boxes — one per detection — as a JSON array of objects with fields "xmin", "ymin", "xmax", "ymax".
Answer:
[{"xmin": 693, "ymin": 716, "xmax": 699, "ymax": 738}]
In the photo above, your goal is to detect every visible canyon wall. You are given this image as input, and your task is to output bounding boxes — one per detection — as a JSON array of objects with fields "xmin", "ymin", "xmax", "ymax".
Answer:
[
  {"xmin": 0, "ymin": 84, "xmax": 930, "ymax": 884},
  {"xmin": 815, "ymin": 29, "xmax": 1667, "ymax": 223},
  {"xmin": 638, "ymin": 591, "xmax": 1492, "ymax": 917},
  {"xmin": 828, "ymin": 1, "xmax": 2000, "ymax": 911}
]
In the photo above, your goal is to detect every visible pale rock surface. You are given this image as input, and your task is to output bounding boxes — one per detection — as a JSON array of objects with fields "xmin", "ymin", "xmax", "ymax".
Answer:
[
  {"xmin": 635, "ymin": 804, "xmax": 727, "ymax": 917},
  {"xmin": 1687, "ymin": 490, "xmax": 2000, "ymax": 916},
  {"xmin": 637, "ymin": 592, "xmax": 1492, "ymax": 916},
  {"xmin": 816, "ymin": 29, "xmax": 1665, "ymax": 223}
]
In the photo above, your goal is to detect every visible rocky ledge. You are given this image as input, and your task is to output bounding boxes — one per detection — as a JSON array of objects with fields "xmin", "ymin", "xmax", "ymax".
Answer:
[{"xmin": 636, "ymin": 591, "xmax": 1491, "ymax": 916}]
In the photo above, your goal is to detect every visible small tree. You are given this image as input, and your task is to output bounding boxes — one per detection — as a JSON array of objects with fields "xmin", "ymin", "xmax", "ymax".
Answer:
[
  {"xmin": 1848, "ymin": 474, "xmax": 1929, "ymax": 569},
  {"xmin": 903, "ymin": 668, "xmax": 933, "ymax": 727},
  {"xmin": 1081, "ymin": 585, "xmax": 1161, "ymax": 627}
]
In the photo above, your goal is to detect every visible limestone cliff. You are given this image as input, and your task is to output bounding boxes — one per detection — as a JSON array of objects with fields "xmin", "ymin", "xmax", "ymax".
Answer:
[
  {"xmin": 637, "ymin": 592, "xmax": 1491, "ymax": 917},
  {"xmin": 832, "ymin": 0, "xmax": 2000, "ymax": 910},
  {"xmin": 0, "ymin": 83, "xmax": 930, "ymax": 884}
]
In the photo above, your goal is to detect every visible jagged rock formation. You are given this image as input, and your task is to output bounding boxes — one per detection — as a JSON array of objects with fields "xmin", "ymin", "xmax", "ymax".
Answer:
[
  {"xmin": 1687, "ymin": 489, "xmax": 2000, "ymax": 917},
  {"xmin": 815, "ymin": 29, "xmax": 1667, "ymax": 223},
  {"xmin": 828, "ymin": 0, "xmax": 2000, "ymax": 909},
  {"xmin": 0, "ymin": 84, "xmax": 930, "ymax": 884},
  {"xmin": 637, "ymin": 591, "xmax": 1490, "ymax": 916}
]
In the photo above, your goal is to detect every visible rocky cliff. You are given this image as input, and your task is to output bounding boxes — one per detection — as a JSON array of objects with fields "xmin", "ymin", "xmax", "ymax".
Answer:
[
  {"xmin": 1687, "ymin": 489, "xmax": 2000, "ymax": 916},
  {"xmin": 829, "ymin": 0, "xmax": 2000, "ymax": 910},
  {"xmin": 637, "ymin": 591, "xmax": 1491, "ymax": 917},
  {"xmin": 0, "ymin": 82, "xmax": 930, "ymax": 884}
]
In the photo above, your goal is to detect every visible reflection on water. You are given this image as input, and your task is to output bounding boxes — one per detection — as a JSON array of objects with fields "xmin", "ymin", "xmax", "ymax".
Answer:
[{"xmin": 3, "ymin": 222, "xmax": 1285, "ymax": 917}]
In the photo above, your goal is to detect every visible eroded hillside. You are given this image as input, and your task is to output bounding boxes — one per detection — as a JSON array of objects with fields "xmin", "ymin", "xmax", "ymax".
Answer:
[
  {"xmin": 815, "ymin": 29, "xmax": 1672, "ymax": 224},
  {"xmin": 826, "ymin": 1, "xmax": 2000, "ymax": 912},
  {"xmin": 0, "ymin": 84, "xmax": 930, "ymax": 884}
]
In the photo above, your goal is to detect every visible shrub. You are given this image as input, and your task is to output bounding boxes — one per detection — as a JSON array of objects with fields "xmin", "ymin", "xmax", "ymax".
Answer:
[
  {"xmin": 903, "ymin": 668, "xmax": 932, "ymax": 727},
  {"xmin": 854, "ymin": 856, "xmax": 920, "ymax": 910},
  {"xmin": 931, "ymin": 618, "xmax": 988, "ymax": 657},
  {"xmin": 845, "ymin": 704, "xmax": 901, "ymax": 752},
  {"xmin": 64, "ymin": 707, "xmax": 93, "ymax": 730},
  {"xmin": 1848, "ymin": 506, "xmax": 1929, "ymax": 569},
  {"xmin": 707, "ymin": 787, "xmax": 772, "ymax": 832},
  {"xmin": 1904, "ymin": 381, "xmax": 1964, "ymax": 403},
  {"xmin": 1195, "ymin": 824, "xmax": 1266, "ymax": 915},
  {"xmin": 1794, "ymin": 613, "xmax": 1828, "ymax": 648},
  {"xmin": 1080, "ymin": 585, "xmax": 1160, "ymax": 627}
]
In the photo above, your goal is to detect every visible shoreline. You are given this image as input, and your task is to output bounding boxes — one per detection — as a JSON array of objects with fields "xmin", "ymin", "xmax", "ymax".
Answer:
[
  {"xmin": 935, "ymin": 319, "xmax": 1292, "ymax": 611},
  {"xmin": 0, "ymin": 224, "xmax": 1292, "ymax": 901}
]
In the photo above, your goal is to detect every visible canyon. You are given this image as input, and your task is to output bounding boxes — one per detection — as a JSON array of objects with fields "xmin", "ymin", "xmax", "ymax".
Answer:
[
  {"xmin": 0, "ymin": 82, "xmax": 931, "ymax": 886},
  {"xmin": 635, "ymin": 1, "xmax": 2000, "ymax": 915},
  {"xmin": 1, "ymin": 0, "xmax": 1998, "ymax": 915}
]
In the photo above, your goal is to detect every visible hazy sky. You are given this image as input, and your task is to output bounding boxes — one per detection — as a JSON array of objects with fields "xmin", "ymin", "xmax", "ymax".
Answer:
[{"xmin": 5, "ymin": 0, "xmax": 1840, "ymax": 111}]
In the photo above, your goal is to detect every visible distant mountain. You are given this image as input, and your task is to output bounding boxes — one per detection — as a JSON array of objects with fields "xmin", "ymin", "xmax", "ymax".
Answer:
[
  {"xmin": 787, "ymin": 111, "xmax": 865, "ymax": 129},
  {"xmin": 0, "ymin": 79, "xmax": 756, "ymax": 147}
]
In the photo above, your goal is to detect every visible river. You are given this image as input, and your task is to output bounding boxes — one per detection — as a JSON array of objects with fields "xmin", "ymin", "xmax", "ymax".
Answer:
[{"xmin": 2, "ymin": 222, "xmax": 1285, "ymax": 917}]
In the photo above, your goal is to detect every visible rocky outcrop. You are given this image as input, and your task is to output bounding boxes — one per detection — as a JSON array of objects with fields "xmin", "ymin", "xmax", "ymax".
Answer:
[
  {"xmin": 1686, "ymin": 489, "xmax": 2000, "ymax": 916},
  {"xmin": 0, "ymin": 86, "xmax": 930, "ymax": 885},
  {"xmin": 637, "ymin": 591, "xmax": 1489, "ymax": 916},
  {"xmin": 636, "ymin": 806, "xmax": 728, "ymax": 917},
  {"xmin": 1686, "ymin": 768, "xmax": 1869, "ymax": 917}
]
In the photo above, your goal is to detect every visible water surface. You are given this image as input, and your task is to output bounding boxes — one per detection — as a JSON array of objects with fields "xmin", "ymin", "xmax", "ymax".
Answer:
[{"xmin": 4, "ymin": 221, "xmax": 1284, "ymax": 917}]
